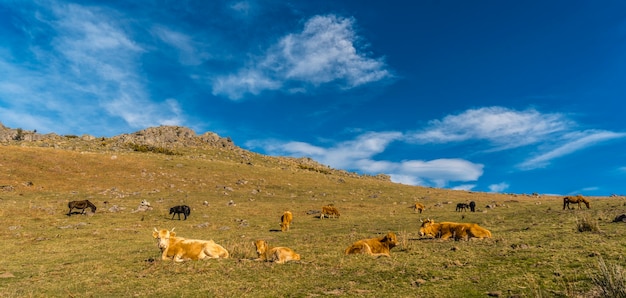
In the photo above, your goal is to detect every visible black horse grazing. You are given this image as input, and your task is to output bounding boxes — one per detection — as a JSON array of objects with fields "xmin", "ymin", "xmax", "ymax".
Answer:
[
  {"xmin": 170, "ymin": 205, "xmax": 191, "ymax": 220},
  {"xmin": 469, "ymin": 201, "xmax": 476, "ymax": 212},
  {"xmin": 67, "ymin": 200, "xmax": 97, "ymax": 216},
  {"xmin": 456, "ymin": 203, "xmax": 469, "ymax": 212}
]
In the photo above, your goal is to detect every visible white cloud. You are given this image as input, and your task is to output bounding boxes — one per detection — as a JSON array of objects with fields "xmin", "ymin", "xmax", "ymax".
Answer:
[
  {"xmin": 488, "ymin": 182, "xmax": 510, "ymax": 193},
  {"xmin": 408, "ymin": 106, "xmax": 626, "ymax": 170},
  {"xmin": 248, "ymin": 131, "xmax": 483, "ymax": 188},
  {"xmin": 518, "ymin": 130, "xmax": 626, "ymax": 170},
  {"xmin": 212, "ymin": 70, "xmax": 282, "ymax": 100},
  {"xmin": 0, "ymin": 2, "xmax": 184, "ymax": 134},
  {"xmin": 452, "ymin": 184, "xmax": 477, "ymax": 191},
  {"xmin": 408, "ymin": 107, "xmax": 571, "ymax": 150},
  {"xmin": 152, "ymin": 26, "xmax": 210, "ymax": 65},
  {"xmin": 230, "ymin": 1, "xmax": 251, "ymax": 14},
  {"xmin": 212, "ymin": 14, "xmax": 392, "ymax": 99}
]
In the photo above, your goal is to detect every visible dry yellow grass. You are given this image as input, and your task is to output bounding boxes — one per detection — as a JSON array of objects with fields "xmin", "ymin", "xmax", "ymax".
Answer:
[{"xmin": 0, "ymin": 143, "xmax": 625, "ymax": 297}]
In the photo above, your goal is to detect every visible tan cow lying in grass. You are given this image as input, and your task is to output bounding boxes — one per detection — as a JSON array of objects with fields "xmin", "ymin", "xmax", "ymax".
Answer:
[
  {"xmin": 254, "ymin": 240, "xmax": 300, "ymax": 264},
  {"xmin": 280, "ymin": 211, "xmax": 293, "ymax": 232},
  {"xmin": 345, "ymin": 232, "xmax": 398, "ymax": 257},
  {"xmin": 321, "ymin": 205, "xmax": 340, "ymax": 219},
  {"xmin": 409, "ymin": 202, "xmax": 426, "ymax": 213},
  {"xmin": 152, "ymin": 228, "xmax": 229, "ymax": 262},
  {"xmin": 418, "ymin": 219, "xmax": 491, "ymax": 240}
]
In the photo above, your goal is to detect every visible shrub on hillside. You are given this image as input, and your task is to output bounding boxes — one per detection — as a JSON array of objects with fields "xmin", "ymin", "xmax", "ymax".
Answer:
[
  {"xmin": 591, "ymin": 257, "xmax": 626, "ymax": 298},
  {"xmin": 126, "ymin": 143, "xmax": 181, "ymax": 155},
  {"xmin": 576, "ymin": 215, "xmax": 600, "ymax": 233}
]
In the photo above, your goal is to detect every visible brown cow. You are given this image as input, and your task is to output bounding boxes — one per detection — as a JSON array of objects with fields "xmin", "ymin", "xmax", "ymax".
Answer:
[
  {"xmin": 152, "ymin": 228, "xmax": 229, "ymax": 262},
  {"xmin": 254, "ymin": 240, "xmax": 300, "ymax": 264},
  {"xmin": 563, "ymin": 195, "xmax": 590, "ymax": 210},
  {"xmin": 280, "ymin": 211, "xmax": 293, "ymax": 232},
  {"xmin": 419, "ymin": 219, "xmax": 491, "ymax": 240},
  {"xmin": 321, "ymin": 205, "xmax": 340, "ymax": 219},
  {"xmin": 409, "ymin": 202, "xmax": 426, "ymax": 213},
  {"xmin": 345, "ymin": 232, "xmax": 398, "ymax": 257}
]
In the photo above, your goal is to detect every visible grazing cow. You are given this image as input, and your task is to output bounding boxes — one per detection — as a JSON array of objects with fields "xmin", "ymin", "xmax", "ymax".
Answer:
[
  {"xmin": 563, "ymin": 195, "xmax": 590, "ymax": 210},
  {"xmin": 456, "ymin": 203, "xmax": 469, "ymax": 212},
  {"xmin": 419, "ymin": 219, "xmax": 491, "ymax": 240},
  {"xmin": 321, "ymin": 205, "xmax": 340, "ymax": 219},
  {"xmin": 152, "ymin": 228, "xmax": 229, "ymax": 262},
  {"xmin": 469, "ymin": 201, "xmax": 476, "ymax": 212},
  {"xmin": 254, "ymin": 240, "xmax": 300, "ymax": 264},
  {"xmin": 67, "ymin": 200, "xmax": 96, "ymax": 216},
  {"xmin": 409, "ymin": 203, "xmax": 426, "ymax": 213},
  {"xmin": 345, "ymin": 232, "xmax": 398, "ymax": 257},
  {"xmin": 280, "ymin": 211, "xmax": 293, "ymax": 232},
  {"xmin": 169, "ymin": 205, "xmax": 191, "ymax": 220}
]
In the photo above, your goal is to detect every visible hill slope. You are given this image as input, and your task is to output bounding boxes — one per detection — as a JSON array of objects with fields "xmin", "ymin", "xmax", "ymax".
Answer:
[{"xmin": 1, "ymin": 124, "xmax": 624, "ymax": 297}]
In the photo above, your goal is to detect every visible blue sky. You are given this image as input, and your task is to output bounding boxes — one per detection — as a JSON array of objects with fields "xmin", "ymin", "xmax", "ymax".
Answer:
[{"xmin": 2, "ymin": 1, "xmax": 626, "ymax": 196}]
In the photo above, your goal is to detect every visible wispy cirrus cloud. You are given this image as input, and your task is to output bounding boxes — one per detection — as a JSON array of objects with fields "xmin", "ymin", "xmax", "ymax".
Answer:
[
  {"xmin": 407, "ymin": 107, "xmax": 571, "ymax": 150},
  {"xmin": 408, "ymin": 106, "xmax": 626, "ymax": 169},
  {"xmin": 0, "ymin": 2, "xmax": 183, "ymax": 135},
  {"xmin": 212, "ymin": 14, "xmax": 392, "ymax": 100},
  {"xmin": 518, "ymin": 130, "xmax": 626, "ymax": 170},
  {"xmin": 151, "ymin": 26, "xmax": 211, "ymax": 66}
]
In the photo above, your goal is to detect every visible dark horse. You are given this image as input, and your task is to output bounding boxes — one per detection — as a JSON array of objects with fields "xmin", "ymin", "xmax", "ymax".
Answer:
[
  {"xmin": 563, "ymin": 195, "xmax": 590, "ymax": 210},
  {"xmin": 469, "ymin": 201, "xmax": 476, "ymax": 212},
  {"xmin": 456, "ymin": 203, "xmax": 469, "ymax": 212},
  {"xmin": 170, "ymin": 205, "xmax": 191, "ymax": 220},
  {"xmin": 67, "ymin": 200, "xmax": 97, "ymax": 216}
]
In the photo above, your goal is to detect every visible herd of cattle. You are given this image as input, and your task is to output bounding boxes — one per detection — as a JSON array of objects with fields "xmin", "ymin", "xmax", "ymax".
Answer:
[{"xmin": 67, "ymin": 195, "xmax": 592, "ymax": 263}]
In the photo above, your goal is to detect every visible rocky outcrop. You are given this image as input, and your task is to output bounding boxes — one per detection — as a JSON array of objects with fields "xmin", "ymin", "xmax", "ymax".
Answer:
[
  {"xmin": 0, "ymin": 123, "xmax": 235, "ymax": 150},
  {"xmin": 110, "ymin": 126, "xmax": 235, "ymax": 149}
]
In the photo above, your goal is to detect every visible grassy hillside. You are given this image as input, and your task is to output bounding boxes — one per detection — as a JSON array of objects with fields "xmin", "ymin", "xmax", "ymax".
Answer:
[{"xmin": 0, "ymin": 143, "xmax": 625, "ymax": 297}]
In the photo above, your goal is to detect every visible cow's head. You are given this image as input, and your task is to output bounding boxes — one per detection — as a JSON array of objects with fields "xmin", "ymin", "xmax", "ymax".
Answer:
[
  {"xmin": 254, "ymin": 240, "xmax": 268, "ymax": 256},
  {"xmin": 153, "ymin": 228, "xmax": 175, "ymax": 250},
  {"xmin": 381, "ymin": 232, "xmax": 398, "ymax": 248},
  {"xmin": 418, "ymin": 219, "xmax": 437, "ymax": 237}
]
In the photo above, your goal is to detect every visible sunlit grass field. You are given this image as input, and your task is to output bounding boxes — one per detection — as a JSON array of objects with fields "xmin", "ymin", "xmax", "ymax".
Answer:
[{"xmin": 1, "ymin": 145, "xmax": 625, "ymax": 297}]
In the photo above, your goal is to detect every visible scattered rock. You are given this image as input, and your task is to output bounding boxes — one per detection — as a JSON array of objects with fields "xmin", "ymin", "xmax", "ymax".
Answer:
[
  {"xmin": 511, "ymin": 244, "xmax": 530, "ymax": 249},
  {"xmin": 227, "ymin": 200, "xmax": 236, "ymax": 206},
  {"xmin": 234, "ymin": 218, "xmax": 249, "ymax": 227},
  {"xmin": 486, "ymin": 291, "xmax": 501, "ymax": 297},
  {"xmin": 411, "ymin": 279, "xmax": 427, "ymax": 287},
  {"xmin": 613, "ymin": 214, "xmax": 626, "ymax": 223},
  {"xmin": 0, "ymin": 272, "xmax": 15, "ymax": 278},
  {"xmin": 196, "ymin": 222, "xmax": 210, "ymax": 228},
  {"xmin": 132, "ymin": 200, "xmax": 152, "ymax": 213},
  {"xmin": 108, "ymin": 205, "xmax": 123, "ymax": 212}
]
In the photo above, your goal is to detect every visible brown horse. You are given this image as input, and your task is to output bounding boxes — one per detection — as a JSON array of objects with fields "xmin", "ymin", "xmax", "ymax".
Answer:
[
  {"xmin": 563, "ymin": 195, "xmax": 590, "ymax": 210},
  {"xmin": 67, "ymin": 200, "xmax": 97, "ymax": 216}
]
